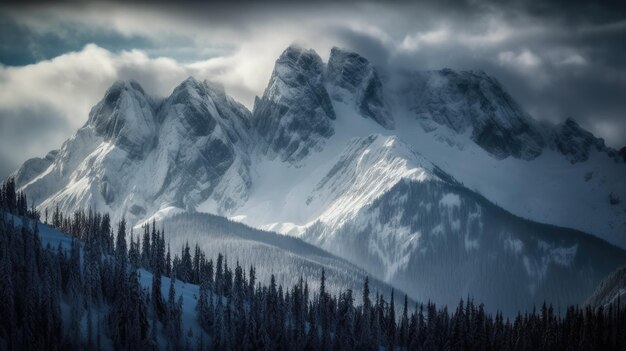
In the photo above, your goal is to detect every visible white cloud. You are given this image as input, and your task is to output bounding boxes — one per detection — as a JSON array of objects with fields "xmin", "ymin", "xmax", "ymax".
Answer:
[
  {"xmin": 0, "ymin": 41, "xmax": 283, "ymax": 125},
  {"xmin": 400, "ymin": 26, "xmax": 450, "ymax": 51},
  {"xmin": 497, "ymin": 49, "xmax": 542, "ymax": 69},
  {"xmin": 560, "ymin": 53, "xmax": 587, "ymax": 66},
  {"xmin": 0, "ymin": 44, "xmax": 119, "ymax": 132}
]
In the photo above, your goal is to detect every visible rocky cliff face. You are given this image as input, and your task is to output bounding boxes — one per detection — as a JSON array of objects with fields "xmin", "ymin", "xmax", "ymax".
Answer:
[{"xmin": 552, "ymin": 118, "xmax": 618, "ymax": 164}]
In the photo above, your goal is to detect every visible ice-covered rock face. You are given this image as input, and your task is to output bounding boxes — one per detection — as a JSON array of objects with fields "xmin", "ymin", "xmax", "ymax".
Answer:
[
  {"xmin": 326, "ymin": 47, "xmax": 394, "ymax": 129},
  {"xmin": 253, "ymin": 45, "xmax": 335, "ymax": 164},
  {"xmin": 87, "ymin": 80, "xmax": 157, "ymax": 159},
  {"xmin": 402, "ymin": 69, "xmax": 545, "ymax": 160},
  {"xmin": 552, "ymin": 118, "xmax": 617, "ymax": 163}
]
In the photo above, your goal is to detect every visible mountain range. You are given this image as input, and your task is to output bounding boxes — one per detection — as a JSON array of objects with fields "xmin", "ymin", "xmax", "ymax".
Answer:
[{"xmin": 12, "ymin": 44, "xmax": 626, "ymax": 313}]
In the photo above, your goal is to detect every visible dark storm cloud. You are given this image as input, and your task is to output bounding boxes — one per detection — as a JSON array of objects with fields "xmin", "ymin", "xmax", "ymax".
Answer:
[{"xmin": 0, "ymin": 0, "xmax": 624, "ymax": 180}]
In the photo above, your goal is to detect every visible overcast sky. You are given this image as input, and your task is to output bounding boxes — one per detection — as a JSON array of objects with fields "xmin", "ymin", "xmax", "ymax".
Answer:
[{"xmin": 1, "ymin": 0, "xmax": 625, "ymax": 178}]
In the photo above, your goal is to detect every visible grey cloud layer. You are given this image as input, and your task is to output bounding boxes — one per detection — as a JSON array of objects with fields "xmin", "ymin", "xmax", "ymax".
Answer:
[{"xmin": 0, "ymin": 0, "xmax": 624, "ymax": 179}]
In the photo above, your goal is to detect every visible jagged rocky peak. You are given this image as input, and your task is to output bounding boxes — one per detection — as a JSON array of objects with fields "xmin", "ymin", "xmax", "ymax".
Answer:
[
  {"xmin": 326, "ymin": 47, "xmax": 394, "ymax": 129},
  {"xmin": 253, "ymin": 44, "xmax": 335, "ymax": 164},
  {"xmin": 553, "ymin": 117, "xmax": 617, "ymax": 164},
  {"xmin": 162, "ymin": 76, "xmax": 251, "ymax": 142},
  {"xmin": 86, "ymin": 79, "xmax": 157, "ymax": 159},
  {"xmin": 405, "ymin": 68, "xmax": 545, "ymax": 160},
  {"xmin": 171, "ymin": 76, "xmax": 229, "ymax": 106}
]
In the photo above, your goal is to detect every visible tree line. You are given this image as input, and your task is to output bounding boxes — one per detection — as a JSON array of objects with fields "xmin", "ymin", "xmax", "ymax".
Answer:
[{"xmin": 0, "ymin": 177, "xmax": 625, "ymax": 350}]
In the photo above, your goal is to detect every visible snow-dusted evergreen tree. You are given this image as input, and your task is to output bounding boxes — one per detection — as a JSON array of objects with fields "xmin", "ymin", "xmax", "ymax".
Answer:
[
  {"xmin": 166, "ymin": 273, "xmax": 182, "ymax": 348},
  {"xmin": 151, "ymin": 222, "xmax": 165, "ymax": 318},
  {"xmin": 68, "ymin": 239, "xmax": 83, "ymax": 346}
]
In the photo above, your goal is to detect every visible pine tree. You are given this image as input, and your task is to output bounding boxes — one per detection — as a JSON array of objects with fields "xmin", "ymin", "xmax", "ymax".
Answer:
[
  {"xmin": 165, "ymin": 243, "xmax": 172, "ymax": 278},
  {"xmin": 68, "ymin": 239, "xmax": 83, "ymax": 346},
  {"xmin": 167, "ymin": 274, "xmax": 182, "ymax": 349},
  {"xmin": 0, "ymin": 228, "xmax": 16, "ymax": 349},
  {"xmin": 387, "ymin": 289, "xmax": 396, "ymax": 348},
  {"xmin": 400, "ymin": 294, "xmax": 409, "ymax": 349},
  {"xmin": 115, "ymin": 219, "xmax": 128, "ymax": 284},
  {"xmin": 142, "ymin": 225, "xmax": 151, "ymax": 268},
  {"xmin": 152, "ymin": 230, "xmax": 164, "ymax": 318},
  {"xmin": 181, "ymin": 242, "xmax": 193, "ymax": 283}
]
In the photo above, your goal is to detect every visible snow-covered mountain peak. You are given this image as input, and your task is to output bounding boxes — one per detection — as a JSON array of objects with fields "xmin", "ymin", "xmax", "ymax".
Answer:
[
  {"xmin": 86, "ymin": 79, "xmax": 157, "ymax": 159},
  {"xmin": 276, "ymin": 44, "xmax": 323, "ymax": 73},
  {"xmin": 145, "ymin": 75, "xmax": 253, "ymax": 217},
  {"xmin": 13, "ymin": 75, "xmax": 255, "ymax": 227},
  {"xmin": 326, "ymin": 47, "xmax": 394, "ymax": 129},
  {"xmin": 162, "ymin": 76, "xmax": 251, "ymax": 141},
  {"xmin": 253, "ymin": 45, "xmax": 335, "ymax": 164},
  {"xmin": 172, "ymin": 76, "xmax": 227, "ymax": 101}
]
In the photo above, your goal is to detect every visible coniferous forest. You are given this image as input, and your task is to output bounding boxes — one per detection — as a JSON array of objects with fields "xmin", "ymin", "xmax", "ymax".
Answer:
[{"xmin": 1, "ymin": 177, "xmax": 625, "ymax": 351}]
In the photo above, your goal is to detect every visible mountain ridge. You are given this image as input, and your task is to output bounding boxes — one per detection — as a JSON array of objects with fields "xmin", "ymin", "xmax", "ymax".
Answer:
[
  {"xmin": 10, "ymin": 44, "xmax": 626, "ymax": 313},
  {"xmin": 12, "ymin": 45, "xmax": 625, "ymax": 246}
]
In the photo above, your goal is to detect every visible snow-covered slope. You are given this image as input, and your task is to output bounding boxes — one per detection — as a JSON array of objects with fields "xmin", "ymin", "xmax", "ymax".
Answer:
[
  {"xmin": 11, "ymin": 45, "xmax": 626, "ymax": 313},
  {"xmin": 586, "ymin": 265, "xmax": 626, "ymax": 309}
]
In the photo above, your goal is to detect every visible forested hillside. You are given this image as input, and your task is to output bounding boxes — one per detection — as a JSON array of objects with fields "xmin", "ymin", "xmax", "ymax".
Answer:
[{"xmin": 1, "ymin": 178, "xmax": 625, "ymax": 350}]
